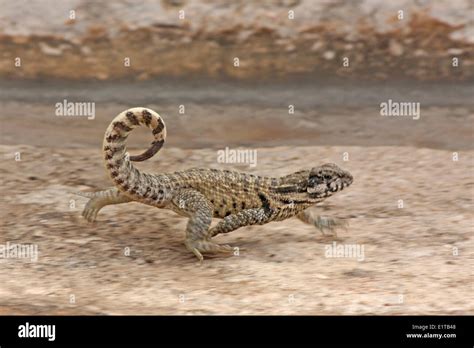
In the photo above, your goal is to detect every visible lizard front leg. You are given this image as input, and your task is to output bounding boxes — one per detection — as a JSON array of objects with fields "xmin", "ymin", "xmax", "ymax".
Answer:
[
  {"xmin": 297, "ymin": 209, "xmax": 347, "ymax": 236},
  {"xmin": 172, "ymin": 189, "xmax": 233, "ymax": 262},
  {"xmin": 208, "ymin": 208, "xmax": 274, "ymax": 237},
  {"xmin": 75, "ymin": 188, "xmax": 132, "ymax": 222}
]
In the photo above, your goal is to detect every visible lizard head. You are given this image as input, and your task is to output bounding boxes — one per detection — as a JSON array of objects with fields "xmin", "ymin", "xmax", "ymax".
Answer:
[{"xmin": 307, "ymin": 163, "xmax": 353, "ymax": 198}]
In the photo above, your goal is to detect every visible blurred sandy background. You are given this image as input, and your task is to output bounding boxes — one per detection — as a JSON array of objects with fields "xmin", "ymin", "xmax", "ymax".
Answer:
[{"xmin": 0, "ymin": 0, "xmax": 472, "ymax": 314}]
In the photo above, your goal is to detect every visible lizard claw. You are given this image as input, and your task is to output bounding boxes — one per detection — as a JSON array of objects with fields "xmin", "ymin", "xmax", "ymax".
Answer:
[
  {"xmin": 81, "ymin": 197, "xmax": 103, "ymax": 223},
  {"xmin": 191, "ymin": 248, "xmax": 204, "ymax": 264}
]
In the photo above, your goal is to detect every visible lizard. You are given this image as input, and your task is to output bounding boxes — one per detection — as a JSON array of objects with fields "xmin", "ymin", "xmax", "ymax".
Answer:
[{"xmin": 77, "ymin": 107, "xmax": 353, "ymax": 261}]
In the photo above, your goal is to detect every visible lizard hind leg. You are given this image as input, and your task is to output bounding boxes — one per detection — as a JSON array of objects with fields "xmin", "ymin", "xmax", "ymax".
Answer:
[{"xmin": 173, "ymin": 189, "xmax": 233, "ymax": 262}]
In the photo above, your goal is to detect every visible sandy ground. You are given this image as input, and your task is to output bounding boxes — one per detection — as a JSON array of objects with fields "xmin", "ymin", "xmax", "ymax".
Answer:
[
  {"xmin": 0, "ymin": 142, "xmax": 472, "ymax": 315},
  {"xmin": 0, "ymin": 79, "xmax": 473, "ymax": 314}
]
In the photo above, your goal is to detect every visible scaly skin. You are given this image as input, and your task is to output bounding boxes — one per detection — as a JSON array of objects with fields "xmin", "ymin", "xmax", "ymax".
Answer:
[{"xmin": 77, "ymin": 107, "xmax": 353, "ymax": 261}]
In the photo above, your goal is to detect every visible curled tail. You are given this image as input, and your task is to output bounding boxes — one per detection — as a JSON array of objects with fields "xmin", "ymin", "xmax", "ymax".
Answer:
[{"xmin": 103, "ymin": 107, "xmax": 168, "ymax": 205}]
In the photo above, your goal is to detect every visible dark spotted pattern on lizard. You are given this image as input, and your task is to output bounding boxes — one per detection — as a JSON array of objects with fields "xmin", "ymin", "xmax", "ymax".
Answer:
[{"xmin": 77, "ymin": 107, "xmax": 353, "ymax": 261}]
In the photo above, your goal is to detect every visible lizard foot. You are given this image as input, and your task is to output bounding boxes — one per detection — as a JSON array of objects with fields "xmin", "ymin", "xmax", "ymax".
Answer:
[
  {"xmin": 313, "ymin": 216, "xmax": 348, "ymax": 237},
  {"xmin": 81, "ymin": 198, "xmax": 103, "ymax": 223},
  {"xmin": 185, "ymin": 239, "xmax": 233, "ymax": 263}
]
